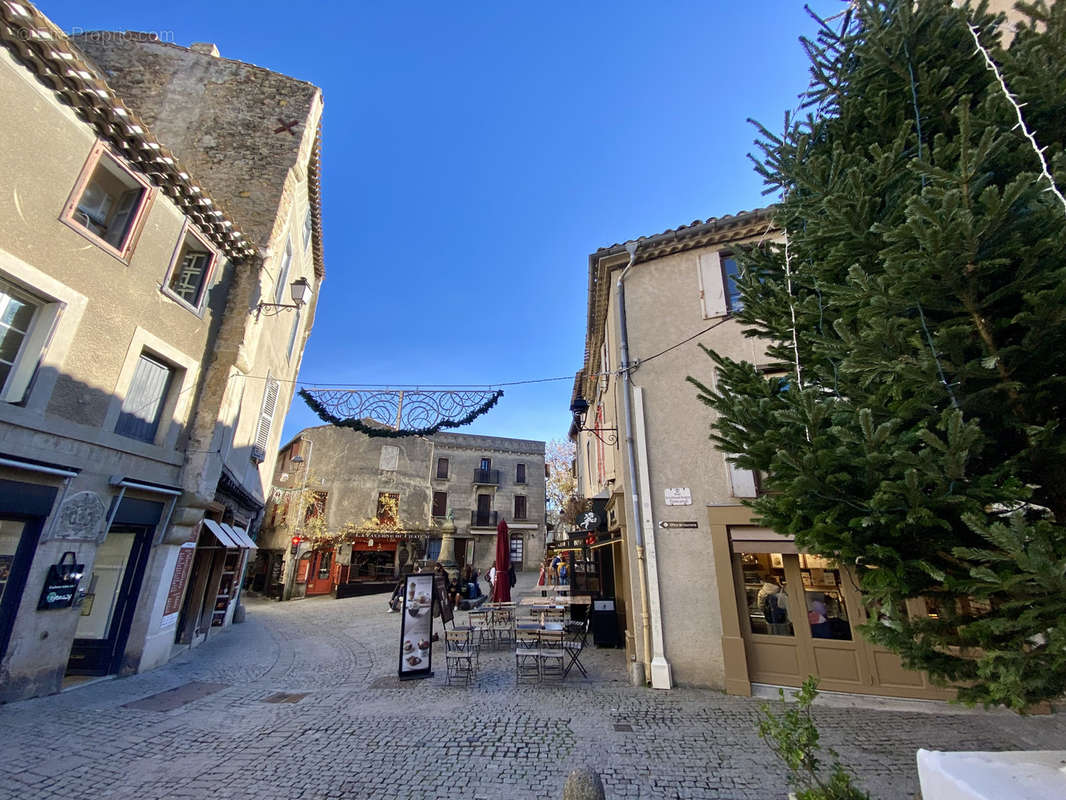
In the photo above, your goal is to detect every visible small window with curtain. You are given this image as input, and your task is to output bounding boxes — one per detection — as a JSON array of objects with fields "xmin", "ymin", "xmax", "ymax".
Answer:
[{"xmin": 63, "ymin": 143, "xmax": 152, "ymax": 259}]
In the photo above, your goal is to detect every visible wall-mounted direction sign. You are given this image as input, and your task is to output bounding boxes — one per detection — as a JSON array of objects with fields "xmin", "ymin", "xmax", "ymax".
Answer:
[{"xmin": 658, "ymin": 521, "xmax": 698, "ymax": 529}]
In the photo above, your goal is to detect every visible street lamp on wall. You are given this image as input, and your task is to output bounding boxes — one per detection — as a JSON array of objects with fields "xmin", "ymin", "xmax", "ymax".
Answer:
[
  {"xmin": 254, "ymin": 277, "xmax": 312, "ymax": 319},
  {"xmin": 570, "ymin": 396, "xmax": 618, "ymax": 446}
]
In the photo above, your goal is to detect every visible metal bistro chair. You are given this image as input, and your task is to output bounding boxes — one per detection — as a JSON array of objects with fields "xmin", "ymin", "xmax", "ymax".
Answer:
[
  {"xmin": 562, "ymin": 615, "xmax": 591, "ymax": 678},
  {"xmin": 469, "ymin": 609, "xmax": 495, "ymax": 650},
  {"xmin": 490, "ymin": 606, "xmax": 515, "ymax": 648},
  {"xmin": 542, "ymin": 607, "xmax": 567, "ymax": 625},
  {"xmin": 537, "ymin": 628, "xmax": 566, "ymax": 681},
  {"xmin": 514, "ymin": 621, "xmax": 541, "ymax": 684},
  {"xmin": 444, "ymin": 628, "xmax": 478, "ymax": 686}
]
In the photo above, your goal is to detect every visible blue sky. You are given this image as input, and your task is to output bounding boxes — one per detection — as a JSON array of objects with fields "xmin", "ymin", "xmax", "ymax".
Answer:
[{"xmin": 41, "ymin": 0, "xmax": 843, "ymax": 445}]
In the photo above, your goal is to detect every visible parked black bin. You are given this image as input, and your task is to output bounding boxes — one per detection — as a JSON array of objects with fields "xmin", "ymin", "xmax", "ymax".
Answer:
[{"xmin": 590, "ymin": 598, "xmax": 620, "ymax": 647}]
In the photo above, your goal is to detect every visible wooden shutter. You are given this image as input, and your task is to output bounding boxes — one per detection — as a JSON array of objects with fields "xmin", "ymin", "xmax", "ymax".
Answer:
[
  {"xmin": 116, "ymin": 354, "xmax": 172, "ymax": 442},
  {"xmin": 698, "ymin": 251, "xmax": 728, "ymax": 318},
  {"xmin": 514, "ymin": 495, "xmax": 527, "ymax": 520},
  {"xmin": 275, "ymin": 241, "xmax": 293, "ymax": 304},
  {"xmin": 726, "ymin": 457, "xmax": 759, "ymax": 498},
  {"xmin": 432, "ymin": 491, "xmax": 447, "ymax": 517},
  {"xmin": 286, "ymin": 309, "xmax": 301, "ymax": 360},
  {"xmin": 252, "ymin": 377, "xmax": 280, "ymax": 462}
]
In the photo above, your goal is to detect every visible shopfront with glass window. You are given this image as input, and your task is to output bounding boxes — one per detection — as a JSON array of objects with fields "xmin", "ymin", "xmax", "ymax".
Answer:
[{"xmin": 709, "ymin": 505, "xmax": 953, "ymax": 700}]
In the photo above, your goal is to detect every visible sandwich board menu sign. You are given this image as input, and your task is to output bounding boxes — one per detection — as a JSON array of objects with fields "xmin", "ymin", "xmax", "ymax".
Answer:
[
  {"xmin": 397, "ymin": 573, "xmax": 435, "ymax": 680},
  {"xmin": 434, "ymin": 573, "xmax": 453, "ymax": 625}
]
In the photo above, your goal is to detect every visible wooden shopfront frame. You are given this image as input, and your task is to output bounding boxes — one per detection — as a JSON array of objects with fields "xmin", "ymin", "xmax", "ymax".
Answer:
[{"xmin": 708, "ymin": 505, "xmax": 953, "ymax": 701}]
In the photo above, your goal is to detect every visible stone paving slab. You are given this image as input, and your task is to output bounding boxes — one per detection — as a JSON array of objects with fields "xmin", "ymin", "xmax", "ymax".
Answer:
[{"xmin": 1, "ymin": 572, "xmax": 1064, "ymax": 799}]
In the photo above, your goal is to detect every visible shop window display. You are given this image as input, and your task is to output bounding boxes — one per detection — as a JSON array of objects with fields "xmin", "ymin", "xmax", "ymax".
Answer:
[
  {"xmin": 740, "ymin": 552, "xmax": 794, "ymax": 636},
  {"xmin": 798, "ymin": 555, "xmax": 852, "ymax": 640}
]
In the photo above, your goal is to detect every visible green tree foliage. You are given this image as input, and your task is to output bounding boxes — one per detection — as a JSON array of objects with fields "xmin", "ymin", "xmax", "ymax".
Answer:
[
  {"xmin": 689, "ymin": 0, "xmax": 1066, "ymax": 709},
  {"xmin": 545, "ymin": 439, "xmax": 577, "ymax": 527},
  {"xmin": 756, "ymin": 677, "xmax": 870, "ymax": 800}
]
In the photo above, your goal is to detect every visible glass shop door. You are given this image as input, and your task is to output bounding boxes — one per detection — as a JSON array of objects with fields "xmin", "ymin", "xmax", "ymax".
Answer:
[{"xmin": 67, "ymin": 524, "xmax": 152, "ymax": 676}]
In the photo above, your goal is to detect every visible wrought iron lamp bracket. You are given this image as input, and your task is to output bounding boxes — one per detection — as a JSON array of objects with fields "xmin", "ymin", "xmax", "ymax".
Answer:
[
  {"xmin": 569, "ymin": 395, "xmax": 618, "ymax": 445},
  {"xmin": 254, "ymin": 301, "xmax": 301, "ymax": 320}
]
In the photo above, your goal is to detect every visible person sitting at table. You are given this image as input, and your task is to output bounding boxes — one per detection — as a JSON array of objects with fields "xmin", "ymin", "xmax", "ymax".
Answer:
[{"xmin": 448, "ymin": 573, "xmax": 463, "ymax": 609}]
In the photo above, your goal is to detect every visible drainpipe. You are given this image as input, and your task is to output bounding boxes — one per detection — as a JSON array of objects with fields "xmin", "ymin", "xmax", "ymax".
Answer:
[{"xmin": 617, "ymin": 241, "xmax": 671, "ymax": 689}]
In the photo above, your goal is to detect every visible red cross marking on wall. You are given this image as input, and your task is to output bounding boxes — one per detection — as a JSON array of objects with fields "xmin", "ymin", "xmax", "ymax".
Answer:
[{"xmin": 274, "ymin": 118, "xmax": 299, "ymax": 136}]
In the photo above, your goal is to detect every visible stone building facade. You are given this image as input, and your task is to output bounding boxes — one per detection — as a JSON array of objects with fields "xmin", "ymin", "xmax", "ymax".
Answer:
[
  {"xmin": 572, "ymin": 209, "xmax": 951, "ymax": 700},
  {"xmin": 0, "ymin": 3, "xmax": 324, "ymax": 701},
  {"xmin": 252, "ymin": 426, "xmax": 546, "ymax": 600}
]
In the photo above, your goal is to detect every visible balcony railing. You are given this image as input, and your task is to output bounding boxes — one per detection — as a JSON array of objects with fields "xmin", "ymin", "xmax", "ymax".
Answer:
[
  {"xmin": 473, "ymin": 468, "xmax": 500, "ymax": 485},
  {"xmin": 471, "ymin": 510, "xmax": 499, "ymax": 528}
]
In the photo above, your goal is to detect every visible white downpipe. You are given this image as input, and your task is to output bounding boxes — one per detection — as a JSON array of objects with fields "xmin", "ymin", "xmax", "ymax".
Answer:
[{"xmin": 632, "ymin": 386, "xmax": 672, "ymax": 689}]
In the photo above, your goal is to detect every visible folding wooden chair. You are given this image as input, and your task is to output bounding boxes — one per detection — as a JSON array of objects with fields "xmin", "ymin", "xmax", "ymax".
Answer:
[
  {"xmin": 563, "ymin": 615, "xmax": 590, "ymax": 678},
  {"xmin": 537, "ymin": 629, "xmax": 566, "ymax": 681},
  {"xmin": 514, "ymin": 623, "xmax": 540, "ymax": 684},
  {"xmin": 490, "ymin": 606, "xmax": 515, "ymax": 648},
  {"xmin": 445, "ymin": 628, "xmax": 477, "ymax": 686},
  {"xmin": 469, "ymin": 610, "xmax": 494, "ymax": 649}
]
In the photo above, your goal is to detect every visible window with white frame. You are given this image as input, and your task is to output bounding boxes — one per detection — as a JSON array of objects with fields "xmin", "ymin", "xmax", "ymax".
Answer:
[
  {"xmin": 274, "ymin": 239, "xmax": 293, "ymax": 305},
  {"xmin": 164, "ymin": 228, "xmax": 216, "ymax": 311},
  {"xmin": 115, "ymin": 353, "xmax": 175, "ymax": 443},
  {"xmin": 64, "ymin": 143, "xmax": 151, "ymax": 258},
  {"xmin": 0, "ymin": 278, "xmax": 59, "ymax": 404}
]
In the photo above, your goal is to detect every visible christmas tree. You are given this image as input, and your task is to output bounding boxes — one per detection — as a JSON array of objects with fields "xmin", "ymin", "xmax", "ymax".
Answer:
[{"xmin": 690, "ymin": 0, "xmax": 1066, "ymax": 709}]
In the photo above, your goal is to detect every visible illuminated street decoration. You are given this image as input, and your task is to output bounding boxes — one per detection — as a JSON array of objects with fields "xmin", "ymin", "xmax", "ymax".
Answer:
[{"xmin": 298, "ymin": 387, "xmax": 503, "ymax": 438}]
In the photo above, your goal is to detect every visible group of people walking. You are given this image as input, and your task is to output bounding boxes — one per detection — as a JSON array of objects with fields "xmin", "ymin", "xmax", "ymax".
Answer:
[
  {"xmin": 387, "ymin": 560, "xmax": 518, "ymax": 612},
  {"xmin": 537, "ymin": 554, "xmax": 568, "ymax": 587}
]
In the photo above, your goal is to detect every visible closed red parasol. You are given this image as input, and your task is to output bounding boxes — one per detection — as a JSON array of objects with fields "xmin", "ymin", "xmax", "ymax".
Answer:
[{"xmin": 492, "ymin": 518, "xmax": 511, "ymax": 602}]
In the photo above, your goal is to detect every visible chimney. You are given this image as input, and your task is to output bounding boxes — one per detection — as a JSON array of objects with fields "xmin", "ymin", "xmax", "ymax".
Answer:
[{"xmin": 189, "ymin": 42, "xmax": 220, "ymax": 57}]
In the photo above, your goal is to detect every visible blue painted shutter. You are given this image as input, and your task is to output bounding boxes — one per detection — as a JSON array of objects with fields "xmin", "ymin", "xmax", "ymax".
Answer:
[{"xmin": 116, "ymin": 354, "xmax": 172, "ymax": 442}]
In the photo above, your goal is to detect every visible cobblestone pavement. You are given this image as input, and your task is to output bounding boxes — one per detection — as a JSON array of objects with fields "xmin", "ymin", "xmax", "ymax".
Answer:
[{"xmin": 1, "ymin": 572, "xmax": 1064, "ymax": 800}]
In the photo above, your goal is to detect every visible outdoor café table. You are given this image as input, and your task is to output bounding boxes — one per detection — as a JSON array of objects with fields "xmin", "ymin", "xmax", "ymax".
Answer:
[{"xmin": 519, "ymin": 595, "xmax": 592, "ymax": 607}]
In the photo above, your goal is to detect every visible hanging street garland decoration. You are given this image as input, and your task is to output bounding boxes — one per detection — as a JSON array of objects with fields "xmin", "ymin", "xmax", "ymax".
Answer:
[{"xmin": 298, "ymin": 387, "xmax": 503, "ymax": 438}]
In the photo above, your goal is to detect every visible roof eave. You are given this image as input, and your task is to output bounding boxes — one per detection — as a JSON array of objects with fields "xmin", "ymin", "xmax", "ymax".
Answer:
[{"xmin": 0, "ymin": 3, "xmax": 256, "ymax": 260}]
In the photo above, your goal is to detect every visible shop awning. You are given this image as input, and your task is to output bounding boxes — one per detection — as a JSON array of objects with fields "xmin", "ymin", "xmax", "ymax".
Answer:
[
  {"xmin": 221, "ymin": 523, "xmax": 257, "ymax": 550},
  {"xmin": 203, "ymin": 519, "xmax": 241, "ymax": 549},
  {"xmin": 728, "ymin": 526, "xmax": 799, "ymax": 555}
]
